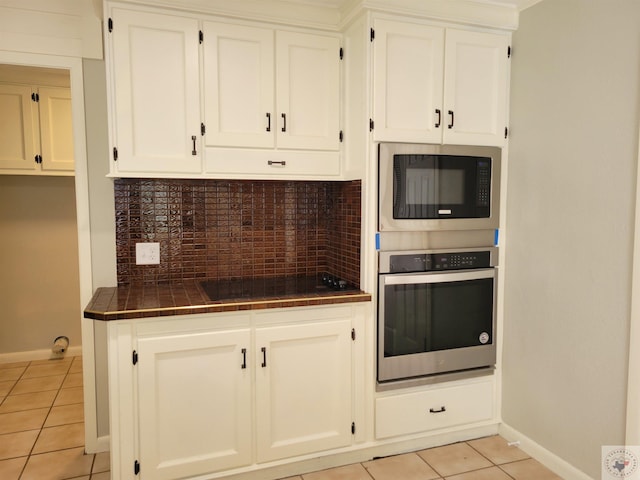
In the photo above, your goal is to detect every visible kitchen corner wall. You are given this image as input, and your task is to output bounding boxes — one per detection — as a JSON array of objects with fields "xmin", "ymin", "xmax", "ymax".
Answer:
[
  {"xmin": 504, "ymin": 0, "xmax": 639, "ymax": 477},
  {"xmin": 114, "ymin": 179, "xmax": 362, "ymax": 287}
]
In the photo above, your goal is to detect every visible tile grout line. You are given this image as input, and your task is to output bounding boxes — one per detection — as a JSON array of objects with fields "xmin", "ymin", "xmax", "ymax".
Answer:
[
  {"xmin": 465, "ymin": 440, "xmax": 518, "ymax": 480},
  {"xmin": 2, "ymin": 357, "xmax": 91, "ymax": 480},
  {"xmin": 22, "ymin": 358, "xmax": 66, "ymax": 479}
]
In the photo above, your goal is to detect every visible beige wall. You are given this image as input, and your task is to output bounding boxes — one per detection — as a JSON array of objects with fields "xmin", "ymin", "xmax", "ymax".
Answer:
[
  {"xmin": 0, "ymin": 176, "xmax": 82, "ymax": 353},
  {"xmin": 503, "ymin": 0, "xmax": 639, "ymax": 477},
  {"xmin": 83, "ymin": 57, "xmax": 117, "ymax": 438}
]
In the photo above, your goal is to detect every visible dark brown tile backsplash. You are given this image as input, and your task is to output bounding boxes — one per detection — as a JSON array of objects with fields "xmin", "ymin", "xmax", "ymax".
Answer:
[{"xmin": 114, "ymin": 179, "xmax": 361, "ymax": 287}]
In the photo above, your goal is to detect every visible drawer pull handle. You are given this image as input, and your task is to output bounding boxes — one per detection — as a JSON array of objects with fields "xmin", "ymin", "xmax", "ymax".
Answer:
[
  {"xmin": 429, "ymin": 406, "xmax": 446, "ymax": 414},
  {"xmin": 268, "ymin": 160, "xmax": 286, "ymax": 167}
]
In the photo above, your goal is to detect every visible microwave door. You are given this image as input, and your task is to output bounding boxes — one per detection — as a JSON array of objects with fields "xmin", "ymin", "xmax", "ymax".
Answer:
[
  {"xmin": 406, "ymin": 164, "xmax": 437, "ymax": 219},
  {"xmin": 436, "ymin": 168, "xmax": 466, "ymax": 216}
]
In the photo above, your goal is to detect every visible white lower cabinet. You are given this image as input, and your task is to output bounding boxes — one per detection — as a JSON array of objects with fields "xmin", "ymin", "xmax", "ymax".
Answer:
[
  {"xmin": 107, "ymin": 305, "xmax": 361, "ymax": 480},
  {"xmin": 375, "ymin": 378, "xmax": 494, "ymax": 439},
  {"xmin": 255, "ymin": 320, "xmax": 353, "ymax": 463},
  {"xmin": 137, "ymin": 328, "xmax": 252, "ymax": 479}
]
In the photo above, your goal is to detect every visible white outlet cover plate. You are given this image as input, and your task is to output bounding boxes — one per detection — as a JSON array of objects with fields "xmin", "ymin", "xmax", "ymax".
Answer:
[{"xmin": 136, "ymin": 242, "xmax": 160, "ymax": 265}]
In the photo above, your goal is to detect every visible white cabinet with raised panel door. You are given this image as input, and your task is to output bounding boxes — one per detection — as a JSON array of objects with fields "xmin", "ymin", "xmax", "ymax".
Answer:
[
  {"xmin": 0, "ymin": 84, "xmax": 74, "ymax": 174},
  {"xmin": 107, "ymin": 7, "xmax": 202, "ymax": 175},
  {"xmin": 137, "ymin": 328, "xmax": 252, "ymax": 479},
  {"xmin": 255, "ymin": 319, "xmax": 353, "ymax": 463},
  {"xmin": 106, "ymin": 304, "xmax": 362, "ymax": 480},
  {"xmin": 203, "ymin": 21, "xmax": 341, "ymax": 177},
  {"xmin": 372, "ymin": 18, "xmax": 510, "ymax": 147}
]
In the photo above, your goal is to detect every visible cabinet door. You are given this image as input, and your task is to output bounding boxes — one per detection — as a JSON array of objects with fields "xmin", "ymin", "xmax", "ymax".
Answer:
[
  {"xmin": 372, "ymin": 19, "xmax": 444, "ymax": 143},
  {"xmin": 109, "ymin": 9, "xmax": 201, "ymax": 174},
  {"xmin": 0, "ymin": 84, "xmax": 38, "ymax": 171},
  {"xmin": 203, "ymin": 21, "xmax": 274, "ymax": 148},
  {"xmin": 38, "ymin": 87, "xmax": 74, "ymax": 172},
  {"xmin": 275, "ymin": 31, "xmax": 341, "ymax": 151},
  {"xmin": 137, "ymin": 329, "xmax": 252, "ymax": 479},
  {"xmin": 255, "ymin": 320, "xmax": 352, "ymax": 463},
  {"xmin": 443, "ymin": 29, "xmax": 510, "ymax": 146}
]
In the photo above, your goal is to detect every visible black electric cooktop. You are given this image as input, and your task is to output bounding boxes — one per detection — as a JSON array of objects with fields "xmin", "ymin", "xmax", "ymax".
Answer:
[{"xmin": 200, "ymin": 274, "xmax": 357, "ymax": 302}]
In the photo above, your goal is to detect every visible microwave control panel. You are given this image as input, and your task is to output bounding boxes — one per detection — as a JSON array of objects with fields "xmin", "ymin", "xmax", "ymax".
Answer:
[
  {"xmin": 388, "ymin": 250, "xmax": 492, "ymax": 273},
  {"xmin": 476, "ymin": 161, "xmax": 491, "ymax": 207}
]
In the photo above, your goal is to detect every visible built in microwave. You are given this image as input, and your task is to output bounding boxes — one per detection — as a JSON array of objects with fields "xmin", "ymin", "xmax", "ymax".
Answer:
[{"xmin": 378, "ymin": 143, "xmax": 501, "ymax": 232}]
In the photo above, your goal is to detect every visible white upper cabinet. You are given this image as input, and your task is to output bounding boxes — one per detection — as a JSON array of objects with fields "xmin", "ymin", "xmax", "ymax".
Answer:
[
  {"xmin": 203, "ymin": 24, "xmax": 340, "ymax": 152},
  {"xmin": 38, "ymin": 87, "xmax": 75, "ymax": 172},
  {"xmin": 275, "ymin": 31, "xmax": 341, "ymax": 151},
  {"xmin": 372, "ymin": 20, "xmax": 444, "ymax": 144},
  {"xmin": 203, "ymin": 21, "xmax": 275, "ymax": 149},
  {"xmin": 442, "ymin": 29, "xmax": 510, "ymax": 146},
  {"xmin": 202, "ymin": 22, "xmax": 342, "ymax": 177},
  {"xmin": 0, "ymin": 84, "xmax": 38, "ymax": 171},
  {"xmin": 108, "ymin": 8, "xmax": 202, "ymax": 175},
  {"xmin": 372, "ymin": 18, "xmax": 510, "ymax": 146},
  {"xmin": 0, "ymin": 84, "xmax": 74, "ymax": 175}
]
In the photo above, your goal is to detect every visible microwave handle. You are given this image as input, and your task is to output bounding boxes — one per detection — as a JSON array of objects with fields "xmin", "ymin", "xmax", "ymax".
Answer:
[{"xmin": 382, "ymin": 268, "xmax": 495, "ymax": 285}]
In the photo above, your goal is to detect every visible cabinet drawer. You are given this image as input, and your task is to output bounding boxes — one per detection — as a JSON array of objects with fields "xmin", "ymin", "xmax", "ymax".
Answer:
[
  {"xmin": 375, "ymin": 379, "xmax": 494, "ymax": 439},
  {"xmin": 205, "ymin": 148, "xmax": 340, "ymax": 178}
]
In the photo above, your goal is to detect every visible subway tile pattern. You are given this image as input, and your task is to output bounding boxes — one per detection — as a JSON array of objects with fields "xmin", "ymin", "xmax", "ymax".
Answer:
[{"xmin": 114, "ymin": 179, "xmax": 361, "ymax": 287}]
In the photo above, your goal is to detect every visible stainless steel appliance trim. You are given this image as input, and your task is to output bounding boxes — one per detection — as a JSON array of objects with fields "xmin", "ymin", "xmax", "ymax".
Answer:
[{"xmin": 376, "ymin": 366, "xmax": 495, "ymax": 392}]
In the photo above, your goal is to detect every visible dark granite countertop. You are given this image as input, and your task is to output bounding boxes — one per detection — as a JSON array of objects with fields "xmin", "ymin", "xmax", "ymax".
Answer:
[{"xmin": 84, "ymin": 276, "xmax": 371, "ymax": 321}]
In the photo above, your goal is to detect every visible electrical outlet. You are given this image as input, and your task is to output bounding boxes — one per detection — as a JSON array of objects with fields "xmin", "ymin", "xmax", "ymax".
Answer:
[{"xmin": 136, "ymin": 242, "xmax": 160, "ymax": 265}]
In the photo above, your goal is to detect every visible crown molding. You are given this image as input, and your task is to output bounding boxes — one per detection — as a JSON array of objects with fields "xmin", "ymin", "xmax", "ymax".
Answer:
[
  {"xmin": 355, "ymin": 0, "xmax": 518, "ymax": 30},
  {"xmin": 107, "ymin": 0, "xmax": 518, "ymax": 31},
  {"xmin": 111, "ymin": 0, "xmax": 343, "ymax": 31}
]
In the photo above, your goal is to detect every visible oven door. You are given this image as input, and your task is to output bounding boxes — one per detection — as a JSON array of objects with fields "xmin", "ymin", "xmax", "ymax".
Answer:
[{"xmin": 378, "ymin": 268, "xmax": 496, "ymax": 382}]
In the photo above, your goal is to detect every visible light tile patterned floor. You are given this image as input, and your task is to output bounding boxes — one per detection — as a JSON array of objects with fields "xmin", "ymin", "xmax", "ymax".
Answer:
[
  {"xmin": 0, "ymin": 356, "xmax": 109, "ymax": 480},
  {"xmin": 0, "ymin": 357, "xmax": 563, "ymax": 480},
  {"xmin": 280, "ymin": 434, "xmax": 564, "ymax": 480}
]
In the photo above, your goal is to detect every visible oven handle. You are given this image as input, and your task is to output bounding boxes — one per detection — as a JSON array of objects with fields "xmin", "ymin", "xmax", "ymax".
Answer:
[{"xmin": 381, "ymin": 268, "xmax": 495, "ymax": 285}]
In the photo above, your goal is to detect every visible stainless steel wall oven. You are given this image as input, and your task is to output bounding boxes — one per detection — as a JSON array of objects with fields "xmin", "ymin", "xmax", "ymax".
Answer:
[{"xmin": 378, "ymin": 247, "xmax": 498, "ymax": 384}]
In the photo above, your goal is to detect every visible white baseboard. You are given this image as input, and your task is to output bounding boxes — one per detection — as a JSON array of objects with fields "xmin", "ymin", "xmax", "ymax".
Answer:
[
  {"xmin": 499, "ymin": 423, "xmax": 593, "ymax": 480},
  {"xmin": 0, "ymin": 345, "xmax": 83, "ymax": 364}
]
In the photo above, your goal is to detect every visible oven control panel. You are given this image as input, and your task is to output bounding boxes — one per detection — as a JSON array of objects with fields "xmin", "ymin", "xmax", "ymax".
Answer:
[{"xmin": 388, "ymin": 250, "xmax": 492, "ymax": 273}]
